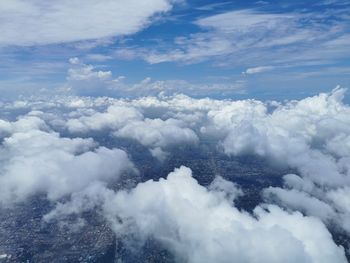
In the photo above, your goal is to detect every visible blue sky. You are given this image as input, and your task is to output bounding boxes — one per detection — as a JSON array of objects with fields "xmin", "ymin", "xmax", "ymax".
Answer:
[{"xmin": 0, "ymin": 0, "xmax": 349, "ymax": 100}]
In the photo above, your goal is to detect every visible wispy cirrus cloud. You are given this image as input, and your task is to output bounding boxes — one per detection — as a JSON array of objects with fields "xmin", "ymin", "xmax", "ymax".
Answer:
[
  {"xmin": 114, "ymin": 8, "xmax": 350, "ymax": 71},
  {"xmin": 242, "ymin": 66, "xmax": 275, "ymax": 75}
]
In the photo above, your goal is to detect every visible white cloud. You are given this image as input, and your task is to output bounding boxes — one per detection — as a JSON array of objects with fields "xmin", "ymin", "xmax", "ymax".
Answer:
[
  {"xmin": 196, "ymin": 10, "xmax": 293, "ymax": 33},
  {"xmin": 102, "ymin": 166, "xmax": 347, "ymax": 263},
  {"xmin": 317, "ymin": 0, "xmax": 350, "ymax": 6},
  {"xmin": 62, "ymin": 58, "xmax": 246, "ymax": 97},
  {"xmin": 66, "ymin": 105, "xmax": 143, "ymax": 133},
  {"xmin": 120, "ymin": 8, "xmax": 350, "ymax": 69},
  {"xmin": 0, "ymin": 0, "xmax": 176, "ymax": 46},
  {"xmin": 264, "ymin": 186, "xmax": 338, "ymax": 223},
  {"xmin": 44, "ymin": 166, "xmax": 347, "ymax": 262},
  {"xmin": 65, "ymin": 101, "xmax": 199, "ymax": 160},
  {"xmin": 114, "ymin": 118, "xmax": 199, "ymax": 160},
  {"xmin": 206, "ymin": 87, "xmax": 350, "ymax": 234},
  {"xmin": 85, "ymin": 54, "xmax": 113, "ymax": 62},
  {"xmin": 2, "ymin": 86, "xmax": 350, "ymax": 258},
  {"xmin": 0, "ymin": 115, "xmax": 135, "ymax": 205},
  {"xmin": 63, "ymin": 59, "xmax": 118, "ymax": 96},
  {"xmin": 243, "ymin": 66, "xmax": 275, "ymax": 75}
]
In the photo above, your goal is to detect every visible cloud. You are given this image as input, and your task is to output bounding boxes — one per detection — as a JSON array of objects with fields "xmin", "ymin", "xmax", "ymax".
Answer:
[
  {"xmin": 62, "ymin": 58, "xmax": 246, "ymax": 97},
  {"xmin": 0, "ymin": 0, "xmax": 176, "ymax": 46},
  {"xmin": 317, "ymin": 0, "xmax": 350, "ymax": 6},
  {"xmin": 114, "ymin": 118, "xmax": 199, "ymax": 160},
  {"xmin": 85, "ymin": 54, "xmax": 113, "ymax": 62},
  {"xmin": 195, "ymin": 2, "xmax": 232, "ymax": 11},
  {"xmin": 207, "ymin": 87, "xmax": 350, "ymax": 234},
  {"xmin": 63, "ymin": 58, "xmax": 115, "ymax": 96},
  {"xmin": 65, "ymin": 101, "xmax": 198, "ymax": 160},
  {"xmin": 57, "ymin": 86, "xmax": 349, "ymax": 237},
  {"xmin": 66, "ymin": 105, "xmax": 143, "ymax": 133},
  {"xmin": 119, "ymin": 8, "xmax": 350, "ymax": 70},
  {"xmin": 0, "ymin": 114, "xmax": 135, "ymax": 205},
  {"xmin": 59, "ymin": 166, "xmax": 346, "ymax": 263},
  {"xmin": 243, "ymin": 66, "xmax": 275, "ymax": 75},
  {"xmin": 1, "ymin": 86, "xmax": 350, "ymax": 259}
]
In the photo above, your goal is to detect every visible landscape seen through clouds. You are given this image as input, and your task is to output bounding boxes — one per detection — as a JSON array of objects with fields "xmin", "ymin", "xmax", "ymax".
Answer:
[{"xmin": 0, "ymin": 0, "xmax": 350, "ymax": 262}]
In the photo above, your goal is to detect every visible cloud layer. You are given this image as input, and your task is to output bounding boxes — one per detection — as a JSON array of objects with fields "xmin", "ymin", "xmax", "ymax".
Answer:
[
  {"xmin": 1, "ymin": 87, "xmax": 350, "ymax": 261},
  {"xmin": 0, "ymin": 0, "xmax": 175, "ymax": 46},
  {"xmin": 115, "ymin": 7, "xmax": 350, "ymax": 71}
]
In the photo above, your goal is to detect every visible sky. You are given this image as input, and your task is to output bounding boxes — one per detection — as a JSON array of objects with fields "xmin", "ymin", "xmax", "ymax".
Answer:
[
  {"xmin": 0, "ymin": 0, "xmax": 349, "ymax": 101},
  {"xmin": 1, "ymin": 2, "xmax": 350, "ymax": 260}
]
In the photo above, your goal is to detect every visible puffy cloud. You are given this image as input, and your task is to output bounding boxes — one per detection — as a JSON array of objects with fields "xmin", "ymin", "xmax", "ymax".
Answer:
[
  {"xmin": 62, "ymin": 58, "xmax": 122, "ymax": 96},
  {"xmin": 206, "ymin": 87, "xmax": 350, "ymax": 234},
  {"xmin": 0, "ymin": 0, "xmax": 176, "ymax": 46},
  {"xmin": 67, "ymin": 59, "xmax": 112, "ymax": 81},
  {"xmin": 264, "ymin": 172, "xmax": 350, "ymax": 234},
  {"xmin": 264, "ymin": 185, "xmax": 338, "ymax": 223},
  {"xmin": 0, "ymin": 115, "xmax": 135, "ymax": 205},
  {"xmin": 2, "ymin": 86, "xmax": 350, "ymax": 259},
  {"xmin": 66, "ymin": 105, "xmax": 143, "ymax": 133},
  {"xmin": 44, "ymin": 166, "xmax": 347, "ymax": 262},
  {"xmin": 100, "ymin": 166, "xmax": 347, "ymax": 263},
  {"xmin": 63, "ymin": 59, "xmax": 246, "ymax": 97},
  {"xmin": 211, "ymin": 87, "xmax": 350, "ymax": 162},
  {"xmin": 326, "ymin": 133, "xmax": 350, "ymax": 157},
  {"xmin": 114, "ymin": 118, "xmax": 198, "ymax": 160},
  {"xmin": 0, "ymin": 115, "xmax": 48, "ymax": 138},
  {"xmin": 67, "ymin": 106, "xmax": 198, "ymax": 160}
]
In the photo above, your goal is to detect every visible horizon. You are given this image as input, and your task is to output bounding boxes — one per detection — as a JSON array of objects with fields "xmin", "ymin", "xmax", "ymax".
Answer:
[
  {"xmin": 0, "ymin": 0, "xmax": 349, "ymax": 101},
  {"xmin": 1, "ymin": 1, "xmax": 350, "ymax": 262}
]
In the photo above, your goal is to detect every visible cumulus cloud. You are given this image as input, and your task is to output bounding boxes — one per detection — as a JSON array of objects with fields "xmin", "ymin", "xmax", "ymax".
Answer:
[
  {"xmin": 62, "ymin": 58, "xmax": 122, "ymax": 96},
  {"xmin": 113, "ymin": 118, "xmax": 198, "ymax": 160},
  {"xmin": 0, "ymin": 0, "xmax": 176, "ymax": 46},
  {"xmin": 66, "ymin": 105, "xmax": 143, "ymax": 133},
  {"xmin": 205, "ymin": 87, "xmax": 350, "ymax": 235},
  {"xmin": 2, "ymin": 86, "xmax": 350, "ymax": 259},
  {"xmin": 0, "ymin": 115, "xmax": 135, "ymax": 205},
  {"xmin": 65, "ymin": 101, "xmax": 198, "ymax": 160},
  {"xmin": 63, "ymin": 58, "xmax": 246, "ymax": 97},
  {"xmin": 58, "ymin": 85, "xmax": 349, "ymax": 237},
  {"xmin": 52, "ymin": 166, "xmax": 346, "ymax": 263}
]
